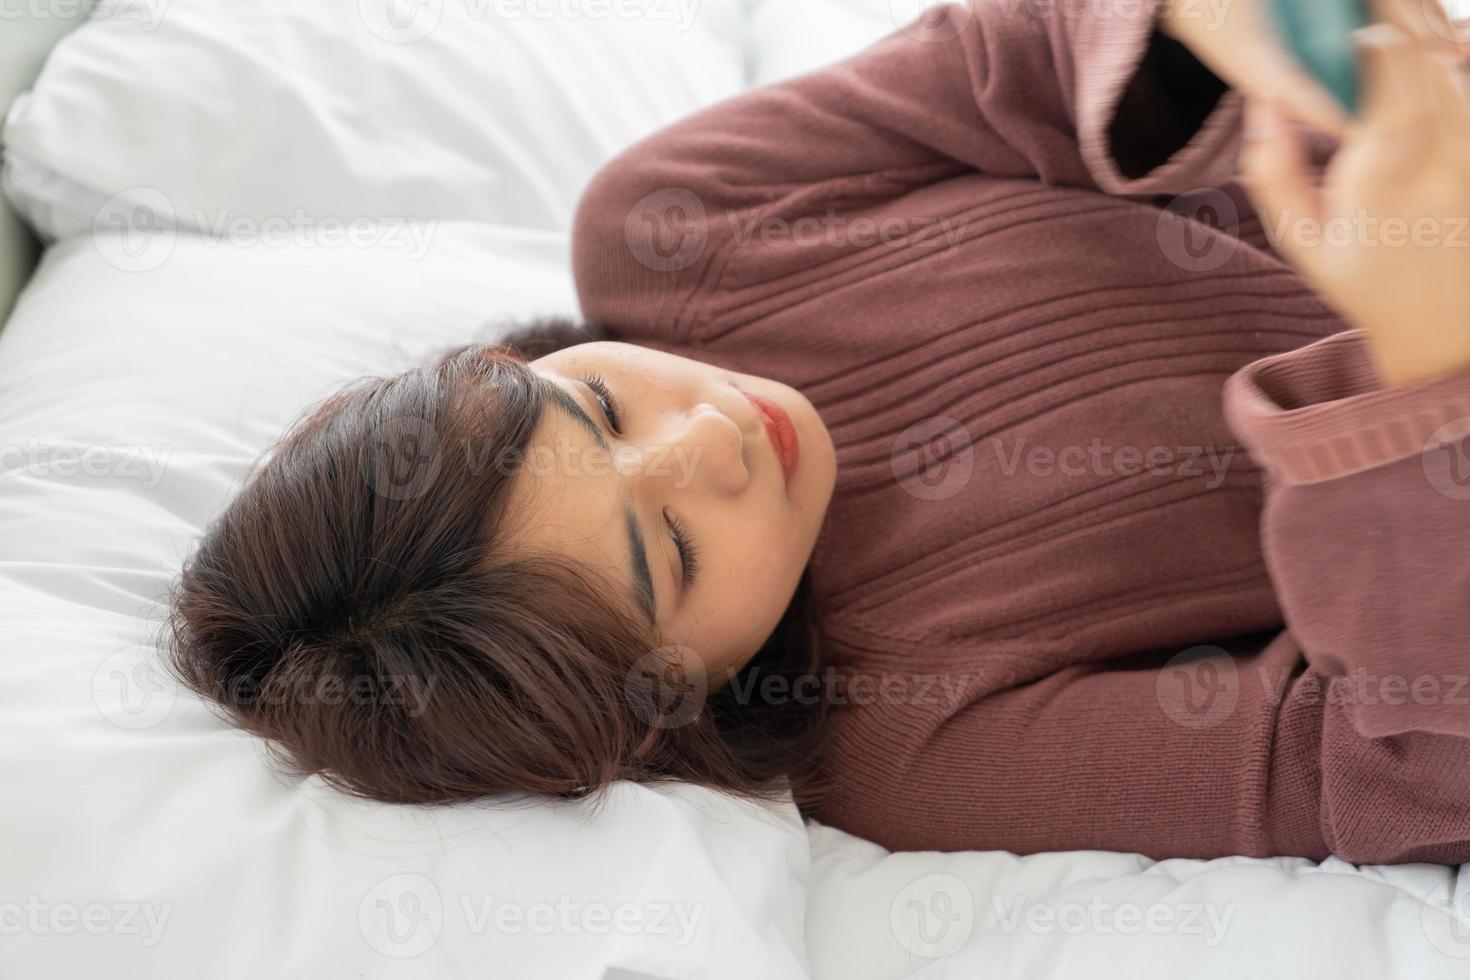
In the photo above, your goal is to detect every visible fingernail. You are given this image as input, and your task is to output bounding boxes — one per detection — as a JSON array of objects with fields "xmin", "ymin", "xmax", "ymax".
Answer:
[{"xmin": 1352, "ymin": 23, "xmax": 1405, "ymax": 50}]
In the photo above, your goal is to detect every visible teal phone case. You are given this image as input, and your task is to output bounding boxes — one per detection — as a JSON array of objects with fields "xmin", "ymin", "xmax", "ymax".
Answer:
[{"xmin": 1266, "ymin": 0, "xmax": 1371, "ymax": 113}]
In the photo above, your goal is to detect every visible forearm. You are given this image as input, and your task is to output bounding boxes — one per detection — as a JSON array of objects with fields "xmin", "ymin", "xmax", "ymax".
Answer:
[
  {"xmin": 1225, "ymin": 329, "xmax": 1470, "ymax": 736},
  {"xmin": 818, "ymin": 625, "xmax": 1470, "ymax": 863}
]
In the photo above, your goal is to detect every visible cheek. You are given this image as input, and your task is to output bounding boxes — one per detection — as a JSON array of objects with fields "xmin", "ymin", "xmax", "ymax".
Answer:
[{"xmin": 711, "ymin": 516, "xmax": 802, "ymax": 617}]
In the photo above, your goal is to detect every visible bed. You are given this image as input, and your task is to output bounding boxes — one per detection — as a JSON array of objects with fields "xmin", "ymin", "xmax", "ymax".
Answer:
[{"xmin": 1, "ymin": 2, "xmax": 1467, "ymax": 977}]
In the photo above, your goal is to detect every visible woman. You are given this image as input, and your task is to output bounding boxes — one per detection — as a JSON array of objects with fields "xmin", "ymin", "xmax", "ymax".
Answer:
[{"xmin": 169, "ymin": 0, "xmax": 1470, "ymax": 863}]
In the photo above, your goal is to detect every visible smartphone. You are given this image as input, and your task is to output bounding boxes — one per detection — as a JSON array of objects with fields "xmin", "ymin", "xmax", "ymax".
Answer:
[{"xmin": 1266, "ymin": 0, "xmax": 1371, "ymax": 113}]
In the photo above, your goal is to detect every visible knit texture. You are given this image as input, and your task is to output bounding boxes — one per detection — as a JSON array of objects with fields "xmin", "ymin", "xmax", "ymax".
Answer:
[{"xmin": 572, "ymin": 1, "xmax": 1470, "ymax": 862}]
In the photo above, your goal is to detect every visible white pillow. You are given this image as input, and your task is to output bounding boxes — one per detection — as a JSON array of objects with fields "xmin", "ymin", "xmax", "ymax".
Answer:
[
  {"xmin": 745, "ymin": 0, "xmax": 902, "ymax": 86},
  {"xmin": 0, "ymin": 228, "xmax": 813, "ymax": 978},
  {"xmin": 1, "ymin": 0, "xmax": 745, "ymax": 241}
]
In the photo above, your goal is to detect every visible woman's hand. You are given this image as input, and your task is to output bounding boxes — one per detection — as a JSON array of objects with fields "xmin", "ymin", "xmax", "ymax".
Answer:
[
  {"xmin": 1240, "ymin": 24, "xmax": 1470, "ymax": 388},
  {"xmin": 1157, "ymin": 0, "xmax": 1464, "ymax": 135}
]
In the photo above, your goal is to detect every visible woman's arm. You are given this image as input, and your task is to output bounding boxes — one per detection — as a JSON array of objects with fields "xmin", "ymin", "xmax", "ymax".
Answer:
[
  {"xmin": 574, "ymin": 0, "xmax": 1249, "ymax": 335},
  {"xmin": 818, "ymin": 24, "xmax": 1470, "ymax": 864},
  {"xmin": 818, "ymin": 551, "xmax": 1470, "ymax": 865},
  {"xmin": 1226, "ymin": 332, "xmax": 1470, "ymax": 862},
  {"xmin": 1220, "ymin": 23, "xmax": 1470, "ymax": 858},
  {"xmin": 822, "ymin": 330, "xmax": 1470, "ymax": 863}
]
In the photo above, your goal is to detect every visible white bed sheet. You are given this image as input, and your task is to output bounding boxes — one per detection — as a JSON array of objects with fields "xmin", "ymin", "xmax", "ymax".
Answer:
[{"xmin": 805, "ymin": 824, "xmax": 1470, "ymax": 978}]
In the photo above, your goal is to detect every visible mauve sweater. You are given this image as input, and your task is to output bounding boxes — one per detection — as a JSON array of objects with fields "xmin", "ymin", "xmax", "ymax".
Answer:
[{"xmin": 572, "ymin": 1, "xmax": 1470, "ymax": 863}]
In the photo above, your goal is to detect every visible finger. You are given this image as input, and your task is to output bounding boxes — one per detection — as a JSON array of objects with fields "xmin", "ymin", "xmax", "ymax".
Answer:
[
  {"xmin": 1422, "ymin": 44, "xmax": 1470, "ymax": 134},
  {"xmin": 1241, "ymin": 96, "xmax": 1326, "ymax": 268},
  {"xmin": 1174, "ymin": 0, "xmax": 1350, "ymax": 134},
  {"xmin": 1371, "ymin": 0, "xmax": 1466, "ymax": 52},
  {"xmin": 1248, "ymin": 43, "xmax": 1352, "ymax": 134},
  {"xmin": 1355, "ymin": 21, "xmax": 1470, "ymax": 134},
  {"xmin": 1423, "ymin": 0, "xmax": 1470, "ymax": 54},
  {"xmin": 1354, "ymin": 22, "xmax": 1441, "ymax": 128}
]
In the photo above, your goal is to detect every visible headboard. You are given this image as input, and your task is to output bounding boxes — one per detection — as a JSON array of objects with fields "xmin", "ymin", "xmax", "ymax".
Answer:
[{"xmin": 0, "ymin": 5, "xmax": 91, "ymax": 326}]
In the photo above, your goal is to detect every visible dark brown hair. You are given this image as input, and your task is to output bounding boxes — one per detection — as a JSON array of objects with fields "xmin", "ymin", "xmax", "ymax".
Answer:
[{"xmin": 165, "ymin": 319, "xmax": 829, "ymax": 808}]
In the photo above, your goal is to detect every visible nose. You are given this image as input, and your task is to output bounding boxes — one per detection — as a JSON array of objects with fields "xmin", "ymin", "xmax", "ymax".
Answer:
[{"xmin": 643, "ymin": 401, "xmax": 749, "ymax": 497}]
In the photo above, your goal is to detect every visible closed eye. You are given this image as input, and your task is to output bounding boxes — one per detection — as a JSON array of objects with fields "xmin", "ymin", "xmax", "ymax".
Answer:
[
  {"xmin": 665, "ymin": 510, "xmax": 700, "ymax": 588},
  {"xmin": 581, "ymin": 373, "xmax": 622, "ymax": 433},
  {"xmin": 574, "ymin": 373, "xmax": 698, "ymax": 598}
]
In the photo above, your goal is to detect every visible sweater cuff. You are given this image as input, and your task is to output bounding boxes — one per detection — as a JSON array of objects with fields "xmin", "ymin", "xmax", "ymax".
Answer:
[
  {"xmin": 1074, "ymin": 4, "xmax": 1243, "ymax": 196},
  {"xmin": 1222, "ymin": 330, "xmax": 1470, "ymax": 485}
]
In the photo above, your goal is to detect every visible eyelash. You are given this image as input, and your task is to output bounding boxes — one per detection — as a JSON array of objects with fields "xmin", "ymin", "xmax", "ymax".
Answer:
[
  {"xmin": 665, "ymin": 510, "xmax": 701, "ymax": 588},
  {"xmin": 581, "ymin": 373, "xmax": 622, "ymax": 433},
  {"xmin": 581, "ymin": 372, "xmax": 700, "ymax": 590}
]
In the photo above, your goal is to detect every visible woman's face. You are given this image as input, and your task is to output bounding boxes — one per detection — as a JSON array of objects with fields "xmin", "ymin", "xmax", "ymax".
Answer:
[{"xmin": 505, "ymin": 342, "xmax": 836, "ymax": 680}]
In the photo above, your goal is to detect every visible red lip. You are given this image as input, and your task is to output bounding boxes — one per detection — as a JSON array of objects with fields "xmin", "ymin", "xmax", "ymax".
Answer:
[{"xmin": 739, "ymin": 388, "xmax": 800, "ymax": 484}]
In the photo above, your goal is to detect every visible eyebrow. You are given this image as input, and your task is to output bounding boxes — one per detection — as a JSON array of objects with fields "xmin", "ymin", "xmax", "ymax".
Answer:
[{"xmin": 541, "ymin": 382, "xmax": 659, "ymax": 627}]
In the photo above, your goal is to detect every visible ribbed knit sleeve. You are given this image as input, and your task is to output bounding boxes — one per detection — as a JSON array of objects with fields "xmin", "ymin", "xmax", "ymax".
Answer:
[
  {"xmin": 1210, "ymin": 335, "xmax": 1470, "ymax": 860},
  {"xmin": 1223, "ymin": 331, "xmax": 1470, "ymax": 737},
  {"xmin": 1224, "ymin": 329, "xmax": 1470, "ymax": 485},
  {"xmin": 573, "ymin": 0, "xmax": 1238, "ymax": 338}
]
